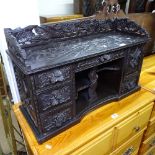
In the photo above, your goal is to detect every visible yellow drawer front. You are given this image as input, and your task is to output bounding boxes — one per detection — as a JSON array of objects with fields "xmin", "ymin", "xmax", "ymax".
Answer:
[
  {"xmin": 110, "ymin": 130, "xmax": 144, "ymax": 155},
  {"xmin": 144, "ymin": 118, "xmax": 155, "ymax": 140},
  {"xmin": 150, "ymin": 103, "xmax": 155, "ymax": 119},
  {"xmin": 115, "ymin": 103, "xmax": 153, "ymax": 147},
  {"xmin": 144, "ymin": 146, "xmax": 155, "ymax": 155},
  {"xmin": 141, "ymin": 133, "xmax": 155, "ymax": 154},
  {"xmin": 73, "ymin": 129, "xmax": 114, "ymax": 155}
]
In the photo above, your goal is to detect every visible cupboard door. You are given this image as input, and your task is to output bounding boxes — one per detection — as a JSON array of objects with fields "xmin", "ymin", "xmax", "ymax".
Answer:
[
  {"xmin": 115, "ymin": 103, "xmax": 153, "ymax": 147},
  {"xmin": 110, "ymin": 130, "xmax": 144, "ymax": 155},
  {"xmin": 73, "ymin": 129, "xmax": 114, "ymax": 155}
]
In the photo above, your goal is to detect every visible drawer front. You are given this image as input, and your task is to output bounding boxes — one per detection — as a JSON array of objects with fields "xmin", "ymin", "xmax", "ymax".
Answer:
[
  {"xmin": 73, "ymin": 129, "xmax": 114, "ymax": 155},
  {"xmin": 150, "ymin": 104, "xmax": 155, "ymax": 119},
  {"xmin": 115, "ymin": 103, "xmax": 153, "ymax": 147},
  {"xmin": 144, "ymin": 118, "xmax": 155, "ymax": 140},
  {"xmin": 144, "ymin": 146, "xmax": 155, "ymax": 155},
  {"xmin": 34, "ymin": 66, "xmax": 72, "ymax": 90},
  {"xmin": 75, "ymin": 51, "xmax": 124, "ymax": 72},
  {"xmin": 40, "ymin": 103, "xmax": 73, "ymax": 133},
  {"xmin": 37, "ymin": 85, "xmax": 72, "ymax": 112},
  {"xmin": 125, "ymin": 47, "xmax": 142, "ymax": 75},
  {"xmin": 141, "ymin": 133, "xmax": 155, "ymax": 154},
  {"xmin": 111, "ymin": 130, "xmax": 144, "ymax": 155}
]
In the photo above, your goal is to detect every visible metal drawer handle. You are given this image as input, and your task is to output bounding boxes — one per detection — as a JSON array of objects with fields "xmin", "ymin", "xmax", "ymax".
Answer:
[
  {"xmin": 133, "ymin": 126, "xmax": 140, "ymax": 132},
  {"xmin": 122, "ymin": 146, "xmax": 134, "ymax": 155},
  {"xmin": 149, "ymin": 138, "xmax": 155, "ymax": 147}
]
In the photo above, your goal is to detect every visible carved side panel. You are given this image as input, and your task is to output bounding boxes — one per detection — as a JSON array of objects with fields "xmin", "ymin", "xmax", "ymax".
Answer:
[
  {"xmin": 40, "ymin": 106, "xmax": 72, "ymax": 133},
  {"xmin": 13, "ymin": 64, "xmax": 38, "ymax": 127},
  {"xmin": 34, "ymin": 66, "xmax": 71, "ymax": 89},
  {"xmin": 37, "ymin": 85, "xmax": 72, "ymax": 112},
  {"xmin": 126, "ymin": 47, "xmax": 142, "ymax": 74},
  {"xmin": 120, "ymin": 72, "xmax": 139, "ymax": 94}
]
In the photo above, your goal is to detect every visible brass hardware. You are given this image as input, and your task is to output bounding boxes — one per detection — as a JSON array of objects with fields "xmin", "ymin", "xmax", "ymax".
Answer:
[
  {"xmin": 123, "ymin": 146, "xmax": 134, "ymax": 155},
  {"xmin": 133, "ymin": 126, "xmax": 140, "ymax": 132}
]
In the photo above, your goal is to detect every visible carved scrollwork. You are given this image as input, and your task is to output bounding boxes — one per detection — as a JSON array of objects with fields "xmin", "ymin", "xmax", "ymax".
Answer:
[
  {"xmin": 5, "ymin": 18, "xmax": 148, "ymax": 51},
  {"xmin": 35, "ymin": 66, "xmax": 71, "ymax": 89},
  {"xmin": 116, "ymin": 18, "xmax": 149, "ymax": 37},
  {"xmin": 42, "ymin": 108, "xmax": 72, "ymax": 132},
  {"xmin": 38, "ymin": 86, "xmax": 71, "ymax": 111},
  {"xmin": 121, "ymin": 73, "xmax": 138, "ymax": 93},
  {"xmin": 126, "ymin": 47, "xmax": 142, "ymax": 74}
]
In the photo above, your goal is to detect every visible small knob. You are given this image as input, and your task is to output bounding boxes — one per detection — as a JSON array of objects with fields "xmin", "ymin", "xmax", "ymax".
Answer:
[
  {"xmin": 133, "ymin": 126, "xmax": 140, "ymax": 132},
  {"xmin": 99, "ymin": 55, "xmax": 111, "ymax": 62},
  {"xmin": 123, "ymin": 146, "xmax": 134, "ymax": 155}
]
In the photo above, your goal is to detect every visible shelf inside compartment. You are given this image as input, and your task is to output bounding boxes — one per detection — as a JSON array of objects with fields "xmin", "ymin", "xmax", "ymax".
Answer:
[{"xmin": 75, "ymin": 58, "xmax": 123, "ymax": 115}]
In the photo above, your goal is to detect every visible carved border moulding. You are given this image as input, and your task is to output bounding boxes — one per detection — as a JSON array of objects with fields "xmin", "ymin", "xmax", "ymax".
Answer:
[{"xmin": 4, "ymin": 17, "xmax": 149, "ymax": 143}]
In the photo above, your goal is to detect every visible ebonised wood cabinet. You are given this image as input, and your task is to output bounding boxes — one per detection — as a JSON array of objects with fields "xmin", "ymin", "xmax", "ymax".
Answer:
[{"xmin": 4, "ymin": 17, "xmax": 149, "ymax": 143}]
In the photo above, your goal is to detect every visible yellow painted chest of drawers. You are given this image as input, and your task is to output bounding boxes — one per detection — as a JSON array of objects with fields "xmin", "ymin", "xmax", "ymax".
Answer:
[{"xmin": 13, "ymin": 55, "xmax": 155, "ymax": 155}]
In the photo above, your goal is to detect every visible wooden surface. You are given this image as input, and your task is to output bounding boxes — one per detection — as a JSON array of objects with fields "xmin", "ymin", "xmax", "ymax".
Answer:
[
  {"xmin": 140, "ymin": 54, "xmax": 155, "ymax": 93},
  {"xmin": 128, "ymin": 13, "xmax": 155, "ymax": 56},
  {"xmin": 13, "ymin": 54, "xmax": 155, "ymax": 155}
]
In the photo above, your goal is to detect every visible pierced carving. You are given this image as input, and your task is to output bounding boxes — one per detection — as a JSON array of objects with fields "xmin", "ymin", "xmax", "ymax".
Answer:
[
  {"xmin": 126, "ymin": 47, "xmax": 142, "ymax": 74},
  {"xmin": 116, "ymin": 18, "xmax": 149, "ymax": 37},
  {"xmin": 38, "ymin": 86, "xmax": 71, "ymax": 111}
]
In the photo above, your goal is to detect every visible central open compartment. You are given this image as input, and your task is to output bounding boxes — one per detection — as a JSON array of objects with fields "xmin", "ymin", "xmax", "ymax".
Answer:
[{"xmin": 75, "ymin": 58, "xmax": 124, "ymax": 115}]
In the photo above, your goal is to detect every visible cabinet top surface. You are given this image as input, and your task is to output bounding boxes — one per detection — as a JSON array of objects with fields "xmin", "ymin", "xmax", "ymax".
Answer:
[
  {"xmin": 5, "ymin": 18, "xmax": 148, "ymax": 74},
  {"xmin": 24, "ymin": 32, "xmax": 145, "ymax": 72}
]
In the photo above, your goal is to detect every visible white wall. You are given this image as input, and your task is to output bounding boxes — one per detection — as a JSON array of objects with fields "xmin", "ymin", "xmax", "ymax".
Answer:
[
  {"xmin": 0, "ymin": 0, "xmax": 40, "ymax": 103},
  {"xmin": 38, "ymin": 0, "xmax": 74, "ymax": 17}
]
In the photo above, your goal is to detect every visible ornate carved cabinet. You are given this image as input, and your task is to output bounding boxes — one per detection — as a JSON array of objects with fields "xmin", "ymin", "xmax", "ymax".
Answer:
[{"xmin": 4, "ymin": 17, "xmax": 149, "ymax": 143}]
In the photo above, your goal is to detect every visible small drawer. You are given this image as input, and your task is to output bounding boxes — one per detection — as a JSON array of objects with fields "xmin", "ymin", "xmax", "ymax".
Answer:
[
  {"xmin": 40, "ymin": 104, "xmax": 73, "ymax": 133},
  {"xmin": 110, "ymin": 130, "xmax": 144, "ymax": 155},
  {"xmin": 143, "ymin": 146, "xmax": 155, "ymax": 155},
  {"xmin": 73, "ymin": 129, "xmax": 114, "ymax": 155},
  {"xmin": 141, "ymin": 133, "xmax": 155, "ymax": 154},
  {"xmin": 114, "ymin": 103, "xmax": 153, "ymax": 148},
  {"xmin": 37, "ymin": 85, "xmax": 72, "ymax": 112},
  {"xmin": 144, "ymin": 117, "xmax": 155, "ymax": 140},
  {"xmin": 34, "ymin": 66, "xmax": 71, "ymax": 90}
]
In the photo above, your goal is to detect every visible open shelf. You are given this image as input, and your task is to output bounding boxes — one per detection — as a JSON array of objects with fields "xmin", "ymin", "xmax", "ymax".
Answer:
[{"xmin": 75, "ymin": 58, "xmax": 123, "ymax": 115}]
